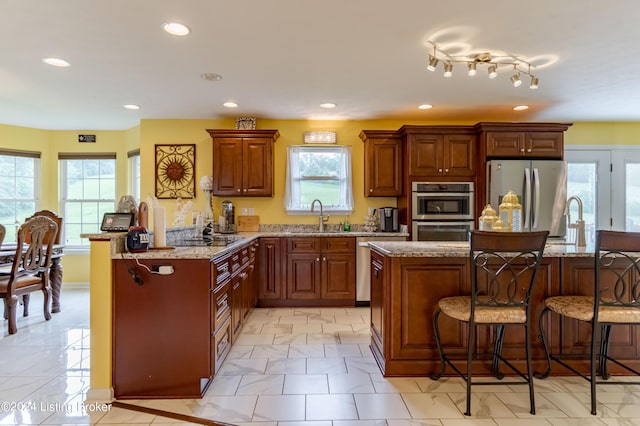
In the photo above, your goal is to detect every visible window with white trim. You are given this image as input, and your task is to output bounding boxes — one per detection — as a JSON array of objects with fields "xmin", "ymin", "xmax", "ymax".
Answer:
[
  {"xmin": 60, "ymin": 153, "xmax": 116, "ymax": 247},
  {"xmin": 284, "ymin": 145, "xmax": 353, "ymax": 214},
  {"xmin": 0, "ymin": 149, "xmax": 40, "ymax": 242}
]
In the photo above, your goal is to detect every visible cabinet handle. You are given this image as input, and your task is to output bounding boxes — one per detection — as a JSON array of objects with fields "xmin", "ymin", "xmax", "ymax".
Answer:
[
  {"xmin": 369, "ymin": 188, "xmax": 373, "ymax": 193},
  {"xmin": 527, "ymin": 148, "xmax": 532, "ymax": 153},
  {"xmin": 444, "ymin": 168, "xmax": 449, "ymax": 173},
  {"xmin": 438, "ymin": 168, "xmax": 443, "ymax": 173},
  {"xmin": 236, "ymin": 188, "xmax": 241, "ymax": 192},
  {"xmin": 243, "ymin": 189, "xmax": 247, "ymax": 193},
  {"xmin": 520, "ymin": 148, "xmax": 525, "ymax": 153},
  {"xmin": 316, "ymin": 257, "xmax": 320, "ymax": 262},
  {"xmin": 374, "ymin": 268, "xmax": 379, "ymax": 278},
  {"xmin": 323, "ymin": 257, "xmax": 326, "ymax": 261}
]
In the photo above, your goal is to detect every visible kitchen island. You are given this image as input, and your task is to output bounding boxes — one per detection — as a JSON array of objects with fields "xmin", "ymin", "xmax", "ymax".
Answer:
[
  {"xmin": 83, "ymin": 228, "xmax": 408, "ymax": 401},
  {"xmin": 367, "ymin": 240, "xmax": 640, "ymax": 377}
]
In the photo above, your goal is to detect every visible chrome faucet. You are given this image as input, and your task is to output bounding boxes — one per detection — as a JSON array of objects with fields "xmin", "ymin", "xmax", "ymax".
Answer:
[
  {"xmin": 311, "ymin": 199, "xmax": 329, "ymax": 232},
  {"xmin": 565, "ymin": 196, "xmax": 586, "ymax": 247}
]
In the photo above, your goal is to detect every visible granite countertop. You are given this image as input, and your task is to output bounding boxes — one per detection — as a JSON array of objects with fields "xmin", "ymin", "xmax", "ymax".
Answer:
[
  {"xmin": 368, "ymin": 240, "xmax": 595, "ymax": 258},
  {"xmin": 82, "ymin": 229, "xmax": 409, "ymax": 260}
]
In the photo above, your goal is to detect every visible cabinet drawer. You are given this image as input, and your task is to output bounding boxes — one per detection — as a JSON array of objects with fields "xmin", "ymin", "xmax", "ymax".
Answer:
[
  {"xmin": 287, "ymin": 237, "xmax": 319, "ymax": 253},
  {"xmin": 230, "ymin": 251, "xmax": 242, "ymax": 274},
  {"xmin": 240, "ymin": 246, "xmax": 251, "ymax": 266},
  {"xmin": 212, "ymin": 256, "xmax": 231, "ymax": 287},
  {"xmin": 212, "ymin": 318, "xmax": 232, "ymax": 374},
  {"xmin": 322, "ymin": 237, "xmax": 355, "ymax": 253},
  {"xmin": 212, "ymin": 284, "xmax": 231, "ymax": 333}
]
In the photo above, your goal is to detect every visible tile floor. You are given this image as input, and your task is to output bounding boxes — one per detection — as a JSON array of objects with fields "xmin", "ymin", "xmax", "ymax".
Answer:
[{"xmin": 2, "ymin": 288, "xmax": 640, "ymax": 425}]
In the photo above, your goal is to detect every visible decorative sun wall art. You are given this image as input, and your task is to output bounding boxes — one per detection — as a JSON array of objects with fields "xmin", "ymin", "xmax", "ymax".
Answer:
[{"xmin": 154, "ymin": 144, "xmax": 196, "ymax": 199}]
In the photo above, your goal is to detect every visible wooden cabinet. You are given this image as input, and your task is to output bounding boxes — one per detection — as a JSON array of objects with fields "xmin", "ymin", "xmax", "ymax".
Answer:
[
  {"xmin": 475, "ymin": 122, "xmax": 572, "ymax": 159},
  {"xmin": 400, "ymin": 126, "xmax": 476, "ymax": 178},
  {"xmin": 257, "ymin": 237, "xmax": 283, "ymax": 304},
  {"xmin": 286, "ymin": 237, "xmax": 355, "ymax": 304},
  {"xmin": 207, "ymin": 129, "xmax": 279, "ymax": 196},
  {"xmin": 112, "ymin": 259, "xmax": 213, "ymax": 398},
  {"xmin": 359, "ymin": 130, "xmax": 403, "ymax": 196}
]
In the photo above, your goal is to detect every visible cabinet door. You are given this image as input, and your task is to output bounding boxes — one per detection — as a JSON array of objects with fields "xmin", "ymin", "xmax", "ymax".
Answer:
[
  {"xmin": 286, "ymin": 253, "xmax": 321, "ymax": 300},
  {"xmin": 485, "ymin": 132, "xmax": 525, "ymax": 157},
  {"xmin": 364, "ymin": 135, "xmax": 402, "ymax": 196},
  {"xmin": 258, "ymin": 238, "xmax": 283, "ymax": 301},
  {"xmin": 212, "ymin": 138, "xmax": 243, "ymax": 195},
  {"xmin": 408, "ymin": 134, "xmax": 443, "ymax": 176},
  {"xmin": 243, "ymin": 138, "xmax": 273, "ymax": 196},
  {"xmin": 321, "ymin": 252, "xmax": 355, "ymax": 300},
  {"xmin": 370, "ymin": 252, "xmax": 385, "ymax": 346},
  {"xmin": 525, "ymin": 132, "xmax": 563, "ymax": 158},
  {"xmin": 444, "ymin": 134, "xmax": 476, "ymax": 177}
]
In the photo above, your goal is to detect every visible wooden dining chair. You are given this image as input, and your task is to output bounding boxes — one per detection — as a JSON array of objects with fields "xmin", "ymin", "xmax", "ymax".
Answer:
[
  {"xmin": 0, "ymin": 215, "xmax": 58, "ymax": 334},
  {"xmin": 537, "ymin": 230, "xmax": 640, "ymax": 415},
  {"xmin": 430, "ymin": 230, "xmax": 549, "ymax": 416},
  {"xmin": 21, "ymin": 210, "xmax": 63, "ymax": 315},
  {"xmin": 0, "ymin": 224, "xmax": 5, "ymax": 246}
]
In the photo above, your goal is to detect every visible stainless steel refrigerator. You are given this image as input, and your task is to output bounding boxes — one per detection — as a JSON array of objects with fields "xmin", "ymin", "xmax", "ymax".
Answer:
[{"xmin": 487, "ymin": 160, "xmax": 567, "ymax": 238}]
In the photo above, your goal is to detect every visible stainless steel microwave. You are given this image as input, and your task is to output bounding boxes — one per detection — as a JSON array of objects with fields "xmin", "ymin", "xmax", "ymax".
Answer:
[{"xmin": 412, "ymin": 182, "xmax": 474, "ymax": 220}]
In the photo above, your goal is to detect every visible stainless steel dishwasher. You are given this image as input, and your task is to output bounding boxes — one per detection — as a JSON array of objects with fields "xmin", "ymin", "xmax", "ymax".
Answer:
[{"xmin": 356, "ymin": 235, "xmax": 406, "ymax": 305}]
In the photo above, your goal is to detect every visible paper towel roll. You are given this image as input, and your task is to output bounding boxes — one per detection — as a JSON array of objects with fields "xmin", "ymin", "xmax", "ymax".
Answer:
[{"xmin": 153, "ymin": 206, "xmax": 166, "ymax": 247}]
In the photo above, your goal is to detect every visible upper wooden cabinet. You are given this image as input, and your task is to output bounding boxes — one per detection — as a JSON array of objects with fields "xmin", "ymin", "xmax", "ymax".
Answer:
[
  {"xmin": 359, "ymin": 130, "xmax": 403, "ymax": 196},
  {"xmin": 399, "ymin": 126, "xmax": 476, "ymax": 178},
  {"xmin": 475, "ymin": 122, "xmax": 572, "ymax": 159},
  {"xmin": 206, "ymin": 129, "xmax": 279, "ymax": 196}
]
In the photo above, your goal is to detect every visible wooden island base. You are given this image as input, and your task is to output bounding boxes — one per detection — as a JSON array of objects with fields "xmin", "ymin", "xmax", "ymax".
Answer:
[{"xmin": 369, "ymin": 244, "xmax": 640, "ymax": 378}]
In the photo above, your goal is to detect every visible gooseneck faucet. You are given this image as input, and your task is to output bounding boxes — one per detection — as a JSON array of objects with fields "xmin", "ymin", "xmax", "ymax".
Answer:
[
  {"xmin": 311, "ymin": 199, "xmax": 329, "ymax": 232},
  {"xmin": 565, "ymin": 196, "xmax": 586, "ymax": 247}
]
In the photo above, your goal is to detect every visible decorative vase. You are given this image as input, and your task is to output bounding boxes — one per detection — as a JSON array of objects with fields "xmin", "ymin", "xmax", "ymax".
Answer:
[{"xmin": 203, "ymin": 190, "xmax": 214, "ymax": 223}]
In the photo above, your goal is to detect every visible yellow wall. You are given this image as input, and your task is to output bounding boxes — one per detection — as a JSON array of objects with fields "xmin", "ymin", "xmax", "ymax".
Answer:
[{"xmin": 3, "ymin": 119, "xmax": 640, "ymax": 284}]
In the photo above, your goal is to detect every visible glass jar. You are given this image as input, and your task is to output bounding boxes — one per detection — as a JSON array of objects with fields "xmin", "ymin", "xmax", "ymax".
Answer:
[{"xmin": 498, "ymin": 190, "xmax": 522, "ymax": 232}]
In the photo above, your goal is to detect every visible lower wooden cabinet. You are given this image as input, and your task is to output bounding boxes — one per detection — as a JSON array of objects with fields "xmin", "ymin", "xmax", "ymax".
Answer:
[
  {"xmin": 112, "ymin": 239, "xmax": 257, "ymax": 399},
  {"xmin": 370, "ymin": 249, "xmax": 640, "ymax": 377},
  {"xmin": 112, "ymin": 258, "xmax": 212, "ymax": 398}
]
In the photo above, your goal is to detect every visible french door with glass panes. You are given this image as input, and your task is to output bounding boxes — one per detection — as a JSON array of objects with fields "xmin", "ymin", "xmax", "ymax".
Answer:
[{"xmin": 565, "ymin": 147, "xmax": 640, "ymax": 243}]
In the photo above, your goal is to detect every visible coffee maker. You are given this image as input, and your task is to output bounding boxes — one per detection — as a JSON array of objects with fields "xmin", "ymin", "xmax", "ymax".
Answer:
[
  {"xmin": 221, "ymin": 200, "xmax": 236, "ymax": 233},
  {"xmin": 378, "ymin": 207, "xmax": 399, "ymax": 232}
]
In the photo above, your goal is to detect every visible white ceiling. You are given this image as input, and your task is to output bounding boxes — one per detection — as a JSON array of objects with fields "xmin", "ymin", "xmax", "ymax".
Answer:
[{"xmin": 3, "ymin": 0, "xmax": 640, "ymax": 130}]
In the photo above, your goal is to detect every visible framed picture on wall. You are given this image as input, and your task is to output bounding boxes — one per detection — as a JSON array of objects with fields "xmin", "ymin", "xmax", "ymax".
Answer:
[{"xmin": 154, "ymin": 144, "xmax": 196, "ymax": 199}]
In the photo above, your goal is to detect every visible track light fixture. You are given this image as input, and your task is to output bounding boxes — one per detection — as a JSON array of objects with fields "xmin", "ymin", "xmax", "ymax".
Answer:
[
  {"xmin": 443, "ymin": 63, "xmax": 453, "ymax": 77},
  {"xmin": 425, "ymin": 42, "xmax": 540, "ymax": 89}
]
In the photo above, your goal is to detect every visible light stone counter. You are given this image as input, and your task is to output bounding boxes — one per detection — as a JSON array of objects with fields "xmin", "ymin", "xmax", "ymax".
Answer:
[{"xmin": 368, "ymin": 240, "xmax": 595, "ymax": 257}]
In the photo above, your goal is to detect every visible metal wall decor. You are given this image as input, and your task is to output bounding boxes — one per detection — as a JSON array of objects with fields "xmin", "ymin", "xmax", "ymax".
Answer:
[
  {"xmin": 155, "ymin": 144, "xmax": 196, "ymax": 199},
  {"xmin": 235, "ymin": 117, "xmax": 256, "ymax": 130}
]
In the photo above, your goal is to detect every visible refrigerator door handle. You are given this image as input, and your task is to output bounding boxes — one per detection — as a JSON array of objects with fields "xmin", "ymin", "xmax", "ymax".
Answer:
[
  {"xmin": 524, "ymin": 167, "xmax": 531, "ymax": 230},
  {"xmin": 533, "ymin": 167, "xmax": 540, "ymax": 229}
]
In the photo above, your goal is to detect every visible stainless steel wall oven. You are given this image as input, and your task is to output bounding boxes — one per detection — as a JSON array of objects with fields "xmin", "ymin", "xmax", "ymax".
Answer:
[{"xmin": 412, "ymin": 181, "xmax": 474, "ymax": 241}]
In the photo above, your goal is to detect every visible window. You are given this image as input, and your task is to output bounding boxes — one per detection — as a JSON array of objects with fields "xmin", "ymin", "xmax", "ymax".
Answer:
[
  {"xmin": 284, "ymin": 145, "xmax": 353, "ymax": 214},
  {"xmin": 128, "ymin": 149, "xmax": 141, "ymax": 203},
  {"xmin": 566, "ymin": 146, "xmax": 640, "ymax": 237},
  {"xmin": 0, "ymin": 149, "xmax": 40, "ymax": 242},
  {"xmin": 60, "ymin": 153, "xmax": 116, "ymax": 247}
]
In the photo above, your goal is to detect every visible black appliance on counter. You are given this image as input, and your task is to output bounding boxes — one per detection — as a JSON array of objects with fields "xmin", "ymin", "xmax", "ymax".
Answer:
[{"xmin": 379, "ymin": 207, "xmax": 399, "ymax": 232}]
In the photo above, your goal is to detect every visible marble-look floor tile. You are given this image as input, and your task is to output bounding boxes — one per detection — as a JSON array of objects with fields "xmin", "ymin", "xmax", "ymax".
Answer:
[
  {"xmin": 345, "ymin": 357, "xmax": 382, "ymax": 374},
  {"xmin": 250, "ymin": 344, "xmax": 289, "ymax": 359},
  {"xmin": 273, "ymin": 334, "xmax": 308, "ymax": 345},
  {"xmin": 401, "ymin": 392, "xmax": 464, "ymax": 419},
  {"xmin": 328, "ymin": 373, "xmax": 375, "ymax": 394},
  {"xmin": 370, "ymin": 375, "xmax": 422, "ymax": 394},
  {"xmin": 495, "ymin": 391, "xmax": 568, "ymax": 418},
  {"xmin": 283, "ymin": 374, "xmax": 329, "ymax": 394},
  {"xmin": 194, "ymin": 395, "xmax": 258, "ymax": 423},
  {"xmin": 307, "ymin": 357, "xmax": 348, "ymax": 374},
  {"xmin": 217, "ymin": 358, "xmax": 268, "ymax": 375},
  {"xmin": 234, "ymin": 333, "xmax": 275, "ymax": 345},
  {"xmin": 449, "ymin": 392, "xmax": 517, "ymax": 418},
  {"xmin": 288, "ymin": 344, "xmax": 326, "ymax": 358},
  {"xmin": 353, "ymin": 393, "xmax": 412, "ymax": 419},
  {"xmin": 265, "ymin": 357, "xmax": 307, "ymax": 375},
  {"xmin": 306, "ymin": 394, "xmax": 358, "ymax": 420},
  {"xmin": 237, "ymin": 374, "xmax": 285, "ymax": 395},
  {"xmin": 324, "ymin": 343, "xmax": 363, "ymax": 358},
  {"xmin": 253, "ymin": 395, "xmax": 305, "ymax": 421}
]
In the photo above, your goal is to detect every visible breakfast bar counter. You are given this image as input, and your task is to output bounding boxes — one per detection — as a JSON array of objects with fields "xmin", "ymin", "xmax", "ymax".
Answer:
[{"xmin": 366, "ymin": 240, "xmax": 640, "ymax": 377}]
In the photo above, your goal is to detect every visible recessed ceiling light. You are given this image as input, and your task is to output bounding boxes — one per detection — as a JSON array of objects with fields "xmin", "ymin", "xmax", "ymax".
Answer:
[
  {"xmin": 320, "ymin": 103, "xmax": 337, "ymax": 109},
  {"xmin": 418, "ymin": 104, "xmax": 433, "ymax": 110},
  {"xmin": 223, "ymin": 102, "xmax": 238, "ymax": 108},
  {"xmin": 200, "ymin": 73, "xmax": 222, "ymax": 81},
  {"xmin": 123, "ymin": 104, "xmax": 140, "ymax": 110},
  {"xmin": 513, "ymin": 105, "xmax": 529, "ymax": 111},
  {"xmin": 162, "ymin": 22, "xmax": 190, "ymax": 36},
  {"xmin": 42, "ymin": 57, "xmax": 70, "ymax": 67}
]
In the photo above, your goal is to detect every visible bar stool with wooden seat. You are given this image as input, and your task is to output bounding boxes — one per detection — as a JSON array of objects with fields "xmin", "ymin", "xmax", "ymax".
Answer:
[
  {"xmin": 0, "ymin": 215, "xmax": 58, "ymax": 334},
  {"xmin": 430, "ymin": 230, "xmax": 549, "ymax": 416},
  {"xmin": 0, "ymin": 224, "xmax": 5, "ymax": 245},
  {"xmin": 537, "ymin": 230, "xmax": 640, "ymax": 415}
]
